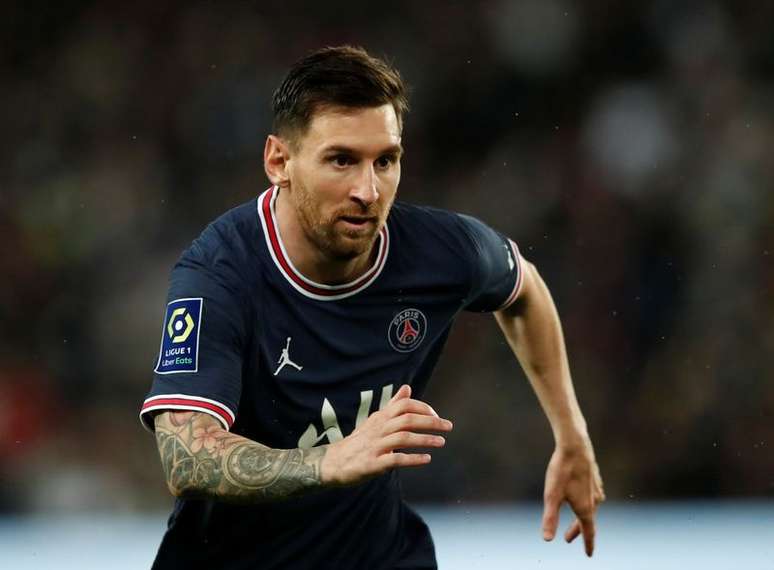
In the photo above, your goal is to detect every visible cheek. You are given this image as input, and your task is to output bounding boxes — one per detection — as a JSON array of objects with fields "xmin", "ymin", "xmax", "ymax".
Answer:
[
  {"xmin": 298, "ymin": 180, "xmax": 343, "ymax": 221},
  {"xmin": 379, "ymin": 168, "xmax": 400, "ymax": 198}
]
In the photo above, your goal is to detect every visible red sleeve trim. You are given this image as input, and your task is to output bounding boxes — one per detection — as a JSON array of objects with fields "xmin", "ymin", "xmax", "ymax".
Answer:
[
  {"xmin": 139, "ymin": 394, "xmax": 236, "ymax": 432},
  {"xmin": 498, "ymin": 239, "xmax": 524, "ymax": 311}
]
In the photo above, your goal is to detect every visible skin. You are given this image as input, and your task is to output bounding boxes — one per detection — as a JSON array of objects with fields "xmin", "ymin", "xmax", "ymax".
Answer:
[
  {"xmin": 154, "ymin": 385, "xmax": 451, "ymax": 500},
  {"xmin": 494, "ymin": 259, "xmax": 605, "ymax": 556},
  {"xmin": 264, "ymin": 104, "xmax": 403, "ymax": 284},
  {"xmin": 155, "ymin": 410, "xmax": 326, "ymax": 502},
  {"xmin": 153, "ymin": 102, "xmax": 604, "ymax": 557}
]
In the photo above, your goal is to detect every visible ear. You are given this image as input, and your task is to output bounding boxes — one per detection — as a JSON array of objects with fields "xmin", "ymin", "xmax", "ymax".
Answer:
[{"xmin": 264, "ymin": 134, "xmax": 292, "ymax": 188}]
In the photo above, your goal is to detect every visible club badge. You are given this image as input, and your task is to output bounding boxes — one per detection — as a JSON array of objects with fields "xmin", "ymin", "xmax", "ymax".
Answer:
[{"xmin": 388, "ymin": 308, "xmax": 427, "ymax": 353}]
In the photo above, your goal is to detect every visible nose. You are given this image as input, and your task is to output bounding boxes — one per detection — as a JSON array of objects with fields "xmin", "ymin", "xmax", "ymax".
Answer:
[{"xmin": 349, "ymin": 164, "xmax": 379, "ymax": 207}]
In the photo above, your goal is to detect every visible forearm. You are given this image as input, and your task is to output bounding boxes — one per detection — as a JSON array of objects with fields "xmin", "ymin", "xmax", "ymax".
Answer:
[
  {"xmin": 495, "ymin": 261, "xmax": 588, "ymax": 446},
  {"xmin": 154, "ymin": 411, "xmax": 326, "ymax": 503}
]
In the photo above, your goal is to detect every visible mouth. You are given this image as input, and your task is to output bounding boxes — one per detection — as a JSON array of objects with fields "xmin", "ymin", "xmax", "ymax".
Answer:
[{"xmin": 338, "ymin": 215, "xmax": 377, "ymax": 229}]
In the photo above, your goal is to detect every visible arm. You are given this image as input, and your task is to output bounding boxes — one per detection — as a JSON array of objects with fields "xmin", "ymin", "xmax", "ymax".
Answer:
[
  {"xmin": 154, "ymin": 410, "xmax": 325, "ymax": 502},
  {"xmin": 494, "ymin": 255, "xmax": 605, "ymax": 557},
  {"xmin": 153, "ymin": 385, "xmax": 452, "ymax": 503}
]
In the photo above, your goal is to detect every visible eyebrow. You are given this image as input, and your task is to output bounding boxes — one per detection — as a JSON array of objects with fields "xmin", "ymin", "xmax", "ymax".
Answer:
[{"xmin": 321, "ymin": 144, "xmax": 403, "ymax": 157}]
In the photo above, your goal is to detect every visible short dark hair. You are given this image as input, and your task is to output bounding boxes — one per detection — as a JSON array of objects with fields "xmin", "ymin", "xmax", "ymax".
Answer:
[{"xmin": 272, "ymin": 45, "xmax": 408, "ymax": 142}]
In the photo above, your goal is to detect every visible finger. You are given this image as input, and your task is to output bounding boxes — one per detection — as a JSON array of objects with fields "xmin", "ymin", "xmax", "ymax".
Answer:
[
  {"xmin": 564, "ymin": 519, "xmax": 581, "ymax": 543},
  {"xmin": 594, "ymin": 467, "xmax": 606, "ymax": 502},
  {"xmin": 379, "ymin": 431, "xmax": 446, "ymax": 453},
  {"xmin": 541, "ymin": 493, "xmax": 561, "ymax": 541},
  {"xmin": 578, "ymin": 513, "xmax": 596, "ymax": 557},
  {"xmin": 595, "ymin": 479, "xmax": 606, "ymax": 504},
  {"xmin": 383, "ymin": 413, "xmax": 453, "ymax": 436},
  {"xmin": 390, "ymin": 384, "xmax": 411, "ymax": 403},
  {"xmin": 378, "ymin": 451, "xmax": 431, "ymax": 470},
  {"xmin": 384, "ymin": 398, "xmax": 441, "ymax": 419}
]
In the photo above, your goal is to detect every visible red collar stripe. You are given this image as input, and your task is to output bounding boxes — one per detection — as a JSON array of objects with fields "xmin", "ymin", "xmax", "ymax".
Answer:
[{"xmin": 258, "ymin": 187, "xmax": 389, "ymax": 300}]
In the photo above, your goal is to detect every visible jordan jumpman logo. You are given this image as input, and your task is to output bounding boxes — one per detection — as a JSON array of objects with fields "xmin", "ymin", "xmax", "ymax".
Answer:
[{"xmin": 274, "ymin": 337, "xmax": 303, "ymax": 376}]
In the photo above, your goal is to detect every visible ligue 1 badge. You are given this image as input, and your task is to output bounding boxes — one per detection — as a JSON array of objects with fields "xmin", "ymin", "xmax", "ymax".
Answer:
[
  {"xmin": 388, "ymin": 308, "xmax": 427, "ymax": 353},
  {"xmin": 155, "ymin": 297, "xmax": 203, "ymax": 374}
]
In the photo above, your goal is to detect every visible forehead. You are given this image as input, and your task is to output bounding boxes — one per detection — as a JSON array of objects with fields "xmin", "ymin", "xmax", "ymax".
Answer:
[{"xmin": 298, "ymin": 104, "xmax": 402, "ymax": 153}]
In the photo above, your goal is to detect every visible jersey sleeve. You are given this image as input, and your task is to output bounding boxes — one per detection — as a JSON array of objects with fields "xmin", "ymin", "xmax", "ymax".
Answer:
[
  {"xmin": 457, "ymin": 214, "xmax": 523, "ymax": 313},
  {"xmin": 140, "ymin": 239, "xmax": 248, "ymax": 432}
]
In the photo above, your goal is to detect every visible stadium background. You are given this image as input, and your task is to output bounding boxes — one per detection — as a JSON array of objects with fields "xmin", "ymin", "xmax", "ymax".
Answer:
[{"xmin": 1, "ymin": 1, "xmax": 772, "ymax": 567}]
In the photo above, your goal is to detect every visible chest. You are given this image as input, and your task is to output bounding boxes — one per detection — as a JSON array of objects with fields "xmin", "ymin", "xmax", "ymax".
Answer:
[
  {"xmin": 259, "ymin": 284, "xmax": 456, "ymax": 383},
  {"xmin": 237, "ymin": 280, "xmax": 462, "ymax": 447}
]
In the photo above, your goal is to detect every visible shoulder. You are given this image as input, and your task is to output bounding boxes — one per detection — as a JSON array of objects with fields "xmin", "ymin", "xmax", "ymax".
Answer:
[
  {"xmin": 388, "ymin": 201, "xmax": 485, "ymax": 256},
  {"xmin": 385, "ymin": 202, "xmax": 489, "ymax": 294},
  {"xmin": 190, "ymin": 200, "xmax": 258, "ymax": 257},
  {"xmin": 390, "ymin": 200, "xmax": 461, "ymax": 225},
  {"xmin": 174, "ymin": 199, "xmax": 261, "ymax": 292},
  {"xmin": 389, "ymin": 201, "xmax": 469, "ymax": 241},
  {"xmin": 183, "ymin": 200, "xmax": 259, "ymax": 263}
]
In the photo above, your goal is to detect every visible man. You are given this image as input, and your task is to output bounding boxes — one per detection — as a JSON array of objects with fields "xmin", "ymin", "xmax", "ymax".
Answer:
[{"xmin": 141, "ymin": 46, "xmax": 604, "ymax": 569}]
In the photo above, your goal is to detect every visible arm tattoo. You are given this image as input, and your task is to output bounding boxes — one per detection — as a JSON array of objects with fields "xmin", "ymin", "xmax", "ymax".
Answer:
[{"xmin": 154, "ymin": 411, "xmax": 326, "ymax": 503}]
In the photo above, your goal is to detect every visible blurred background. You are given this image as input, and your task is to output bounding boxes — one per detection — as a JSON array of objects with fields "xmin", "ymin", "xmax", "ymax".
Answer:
[{"xmin": 1, "ymin": 0, "xmax": 772, "ymax": 567}]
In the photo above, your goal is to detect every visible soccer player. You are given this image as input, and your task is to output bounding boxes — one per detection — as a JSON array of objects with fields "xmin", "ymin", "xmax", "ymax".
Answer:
[{"xmin": 141, "ymin": 46, "xmax": 604, "ymax": 569}]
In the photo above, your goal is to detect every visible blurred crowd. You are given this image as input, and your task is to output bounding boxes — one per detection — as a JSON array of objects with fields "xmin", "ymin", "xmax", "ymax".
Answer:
[{"xmin": 1, "ymin": 1, "xmax": 772, "ymax": 513}]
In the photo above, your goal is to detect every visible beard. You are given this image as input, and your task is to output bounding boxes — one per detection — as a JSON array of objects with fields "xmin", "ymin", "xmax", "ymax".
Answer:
[{"xmin": 292, "ymin": 181, "xmax": 392, "ymax": 261}]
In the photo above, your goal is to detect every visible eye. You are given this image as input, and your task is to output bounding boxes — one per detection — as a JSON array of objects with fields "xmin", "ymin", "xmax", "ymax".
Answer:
[
  {"xmin": 375, "ymin": 155, "xmax": 396, "ymax": 169},
  {"xmin": 330, "ymin": 154, "xmax": 354, "ymax": 167}
]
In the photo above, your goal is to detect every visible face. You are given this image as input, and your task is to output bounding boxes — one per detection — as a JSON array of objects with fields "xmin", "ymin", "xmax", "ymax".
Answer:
[{"xmin": 285, "ymin": 104, "xmax": 402, "ymax": 261}]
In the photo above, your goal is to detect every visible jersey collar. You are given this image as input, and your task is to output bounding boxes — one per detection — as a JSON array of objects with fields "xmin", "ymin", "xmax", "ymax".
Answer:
[{"xmin": 257, "ymin": 186, "xmax": 390, "ymax": 301}]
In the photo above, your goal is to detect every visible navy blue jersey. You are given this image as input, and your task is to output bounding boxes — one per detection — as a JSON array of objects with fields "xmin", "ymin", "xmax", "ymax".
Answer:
[{"xmin": 141, "ymin": 186, "xmax": 522, "ymax": 570}]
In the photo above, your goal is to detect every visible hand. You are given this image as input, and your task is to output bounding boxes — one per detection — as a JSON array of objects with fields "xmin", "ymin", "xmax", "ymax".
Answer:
[
  {"xmin": 541, "ymin": 440, "xmax": 605, "ymax": 557},
  {"xmin": 320, "ymin": 384, "xmax": 453, "ymax": 486}
]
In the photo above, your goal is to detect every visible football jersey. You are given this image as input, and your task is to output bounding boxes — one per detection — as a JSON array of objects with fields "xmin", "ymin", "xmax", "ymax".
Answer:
[{"xmin": 141, "ymin": 186, "xmax": 522, "ymax": 570}]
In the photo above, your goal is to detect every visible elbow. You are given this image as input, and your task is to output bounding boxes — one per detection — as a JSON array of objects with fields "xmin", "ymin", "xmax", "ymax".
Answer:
[
  {"xmin": 160, "ymin": 456, "xmax": 211, "ymax": 499},
  {"xmin": 164, "ymin": 471, "xmax": 189, "ymax": 498},
  {"xmin": 166, "ymin": 478, "xmax": 209, "ymax": 500},
  {"xmin": 167, "ymin": 480, "xmax": 186, "ymax": 498},
  {"xmin": 154, "ymin": 410, "xmax": 224, "ymax": 500}
]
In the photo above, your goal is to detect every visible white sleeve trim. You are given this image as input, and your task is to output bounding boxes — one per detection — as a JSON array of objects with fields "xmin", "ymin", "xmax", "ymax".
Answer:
[
  {"xmin": 139, "ymin": 394, "xmax": 236, "ymax": 433},
  {"xmin": 497, "ymin": 239, "xmax": 524, "ymax": 311}
]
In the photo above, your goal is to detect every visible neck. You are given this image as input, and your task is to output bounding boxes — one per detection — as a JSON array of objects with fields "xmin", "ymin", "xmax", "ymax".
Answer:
[{"xmin": 274, "ymin": 188, "xmax": 378, "ymax": 285}]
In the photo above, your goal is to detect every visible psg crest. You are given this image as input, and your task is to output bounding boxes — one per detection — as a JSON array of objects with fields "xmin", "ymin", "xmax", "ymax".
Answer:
[{"xmin": 388, "ymin": 308, "xmax": 427, "ymax": 353}]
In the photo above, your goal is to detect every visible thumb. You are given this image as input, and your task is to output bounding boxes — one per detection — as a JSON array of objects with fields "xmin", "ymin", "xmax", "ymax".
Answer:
[{"xmin": 391, "ymin": 384, "xmax": 411, "ymax": 402}]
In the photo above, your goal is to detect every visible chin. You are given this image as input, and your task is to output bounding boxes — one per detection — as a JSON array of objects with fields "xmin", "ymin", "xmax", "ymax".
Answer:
[
  {"xmin": 327, "ymin": 235, "xmax": 373, "ymax": 261},
  {"xmin": 328, "ymin": 243, "xmax": 368, "ymax": 261}
]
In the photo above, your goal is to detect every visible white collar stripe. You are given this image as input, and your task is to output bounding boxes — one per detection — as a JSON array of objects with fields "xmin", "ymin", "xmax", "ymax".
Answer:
[{"xmin": 257, "ymin": 187, "xmax": 389, "ymax": 301}]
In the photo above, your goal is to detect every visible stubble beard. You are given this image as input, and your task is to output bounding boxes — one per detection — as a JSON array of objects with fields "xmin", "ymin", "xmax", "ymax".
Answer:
[{"xmin": 293, "ymin": 182, "xmax": 390, "ymax": 262}]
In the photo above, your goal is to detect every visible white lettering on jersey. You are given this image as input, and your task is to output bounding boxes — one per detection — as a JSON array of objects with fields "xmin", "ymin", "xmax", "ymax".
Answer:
[
  {"xmin": 355, "ymin": 389, "xmax": 373, "ymax": 429},
  {"xmin": 298, "ymin": 384, "xmax": 395, "ymax": 448},
  {"xmin": 378, "ymin": 384, "xmax": 394, "ymax": 409},
  {"xmin": 297, "ymin": 398, "xmax": 343, "ymax": 448}
]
